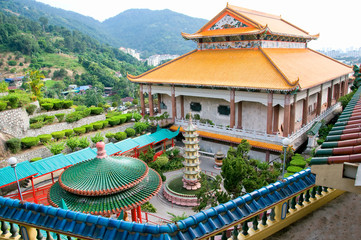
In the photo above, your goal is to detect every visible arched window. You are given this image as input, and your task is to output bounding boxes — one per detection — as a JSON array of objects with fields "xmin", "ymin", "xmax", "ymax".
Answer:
[
  {"xmin": 218, "ymin": 105, "xmax": 230, "ymax": 115},
  {"xmin": 190, "ymin": 102, "xmax": 202, "ymax": 112}
]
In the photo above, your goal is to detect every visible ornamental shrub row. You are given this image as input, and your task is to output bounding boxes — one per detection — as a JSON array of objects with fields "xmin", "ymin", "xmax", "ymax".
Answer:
[{"xmin": 39, "ymin": 99, "xmax": 73, "ymax": 111}]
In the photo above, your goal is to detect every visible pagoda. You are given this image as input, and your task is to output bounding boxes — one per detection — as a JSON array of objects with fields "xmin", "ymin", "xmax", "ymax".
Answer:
[
  {"xmin": 48, "ymin": 142, "xmax": 162, "ymax": 221},
  {"xmin": 182, "ymin": 115, "xmax": 201, "ymax": 190}
]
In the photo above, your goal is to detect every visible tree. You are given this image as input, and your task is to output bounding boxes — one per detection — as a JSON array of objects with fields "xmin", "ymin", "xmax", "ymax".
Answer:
[
  {"xmin": 27, "ymin": 70, "xmax": 45, "ymax": 99},
  {"xmin": 167, "ymin": 212, "xmax": 188, "ymax": 222},
  {"xmin": 221, "ymin": 140, "xmax": 281, "ymax": 197},
  {"xmin": 39, "ymin": 17, "xmax": 48, "ymax": 31},
  {"xmin": 193, "ymin": 173, "xmax": 230, "ymax": 212}
]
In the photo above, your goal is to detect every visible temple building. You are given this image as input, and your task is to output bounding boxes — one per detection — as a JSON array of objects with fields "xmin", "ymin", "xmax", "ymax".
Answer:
[{"xmin": 128, "ymin": 4, "xmax": 352, "ymax": 161}]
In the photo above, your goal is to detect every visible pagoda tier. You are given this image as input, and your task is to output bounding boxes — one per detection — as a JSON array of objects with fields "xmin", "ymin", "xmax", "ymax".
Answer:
[
  {"xmin": 182, "ymin": 117, "xmax": 201, "ymax": 190},
  {"xmin": 48, "ymin": 142, "xmax": 162, "ymax": 216}
]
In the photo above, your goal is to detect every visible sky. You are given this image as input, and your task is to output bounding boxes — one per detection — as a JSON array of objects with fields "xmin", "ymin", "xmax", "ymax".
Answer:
[{"xmin": 35, "ymin": 0, "xmax": 361, "ymax": 51}]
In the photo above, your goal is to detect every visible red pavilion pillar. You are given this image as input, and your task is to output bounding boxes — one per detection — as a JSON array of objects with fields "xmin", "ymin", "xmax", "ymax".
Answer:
[
  {"xmin": 31, "ymin": 177, "xmax": 37, "ymax": 203},
  {"xmin": 302, "ymin": 90, "xmax": 309, "ymax": 126},
  {"xmin": 131, "ymin": 208, "xmax": 137, "ymax": 222},
  {"xmin": 327, "ymin": 86, "xmax": 332, "ymax": 108},
  {"xmin": 148, "ymin": 84, "xmax": 154, "ymax": 117},
  {"xmin": 316, "ymin": 85, "xmax": 323, "ymax": 116},
  {"xmin": 273, "ymin": 105, "xmax": 279, "ymax": 134},
  {"xmin": 237, "ymin": 102, "xmax": 242, "ymax": 129},
  {"xmin": 180, "ymin": 95, "xmax": 184, "ymax": 119},
  {"xmin": 140, "ymin": 84, "xmax": 145, "ymax": 116},
  {"xmin": 230, "ymin": 89, "xmax": 235, "ymax": 128},
  {"xmin": 137, "ymin": 206, "xmax": 142, "ymax": 223},
  {"xmin": 267, "ymin": 92, "xmax": 273, "ymax": 134}
]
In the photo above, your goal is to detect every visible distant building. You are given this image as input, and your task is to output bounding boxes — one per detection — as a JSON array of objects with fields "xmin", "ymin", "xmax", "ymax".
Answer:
[
  {"xmin": 119, "ymin": 47, "xmax": 141, "ymax": 60},
  {"xmin": 146, "ymin": 54, "xmax": 179, "ymax": 66}
]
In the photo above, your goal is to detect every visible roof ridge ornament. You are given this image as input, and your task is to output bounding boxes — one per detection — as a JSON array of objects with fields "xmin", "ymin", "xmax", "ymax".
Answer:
[{"xmin": 96, "ymin": 141, "xmax": 107, "ymax": 159}]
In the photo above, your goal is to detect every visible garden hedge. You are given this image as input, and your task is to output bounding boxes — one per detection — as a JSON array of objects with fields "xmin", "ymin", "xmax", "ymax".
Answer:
[
  {"xmin": 30, "ymin": 122, "xmax": 44, "ymax": 129},
  {"xmin": 286, "ymin": 166, "xmax": 304, "ymax": 173},
  {"xmin": 30, "ymin": 157, "xmax": 42, "ymax": 162},
  {"xmin": 82, "ymin": 124, "xmax": 93, "ymax": 132},
  {"xmin": 290, "ymin": 159, "xmax": 307, "ymax": 168},
  {"xmin": 89, "ymin": 107, "xmax": 103, "ymax": 115},
  {"xmin": 41, "ymin": 103, "xmax": 54, "ymax": 111},
  {"xmin": 44, "ymin": 115, "xmax": 55, "ymax": 124},
  {"xmin": 114, "ymin": 132, "xmax": 127, "ymax": 141},
  {"xmin": 26, "ymin": 104, "xmax": 37, "ymax": 115},
  {"xmin": 92, "ymin": 122, "xmax": 103, "ymax": 130},
  {"xmin": 63, "ymin": 100, "xmax": 73, "ymax": 109},
  {"xmin": 51, "ymin": 131, "xmax": 65, "ymax": 140},
  {"xmin": 73, "ymin": 127, "xmax": 86, "ymax": 135},
  {"xmin": 38, "ymin": 134, "xmax": 52, "ymax": 143},
  {"xmin": 0, "ymin": 101, "xmax": 7, "ymax": 111},
  {"xmin": 108, "ymin": 117, "xmax": 120, "ymax": 126},
  {"xmin": 119, "ymin": 116, "xmax": 127, "ymax": 124},
  {"xmin": 52, "ymin": 100, "xmax": 64, "ymax": 110},
  {"xmin": 21, "ymin": 137, "xmax": 39, "ymax": 148},
  {"xmin": 55, "ymin": 113, "xmax": 65, "ymax": 122},
  {"xmin": 6, "ymin": 138, "xmax": 21, "ymax": 153},
  {"xmin": 63, "ymin": 129, "xmax": 74, "ymax": 137},
  {"xmin": 125, "ymin": 128, "xmax": 135, "ymax": 137}
]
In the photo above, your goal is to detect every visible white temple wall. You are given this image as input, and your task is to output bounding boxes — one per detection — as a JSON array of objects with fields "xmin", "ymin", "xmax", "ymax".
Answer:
[{"xmin": 242, "ymin": 101, "xmax": 267, "ymax": 132}]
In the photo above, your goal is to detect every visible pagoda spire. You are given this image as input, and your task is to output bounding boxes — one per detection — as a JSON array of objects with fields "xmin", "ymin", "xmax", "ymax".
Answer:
[{"xmin": 182, "ymin": 113, "xmax": 201, "ymax": 190}]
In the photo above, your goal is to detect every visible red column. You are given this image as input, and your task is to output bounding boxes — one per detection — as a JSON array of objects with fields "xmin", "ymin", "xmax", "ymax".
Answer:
[
  {"xmin": 265, "ymin": 150, "xmax": 270, "ymax": 163},
  {"xmin": 171, "ymin": 85, "xmax": 176, "ymax": 121},
  {"xmin": 140, "ymin": 84, "xmax": 145, "ymax": 116},
  {"xmin": 172, "ymin": 138, "xmax": 174, "ymax": 147},
  {"xmin": 180, "ymin": 95, "xmax": 184, "ymax": 119},
  {"xmin": 157, "ymin": 93, "xmax": 161, "ymax": 114},
  {"xmin": 283, "ymin": 94, "xmax": 291, "ymax": 137},
  {"xmin": 290, "ymin": 102, "xmax": 295, "ymax": 134},
  {"xmin": 237, "ymin": 102, "xmax": 242, "ymax": 129},
  {"xmin": 340, "ymin": 81, "xmax": 345, "ymax": 97},
  {"xmin": 267, "ymin": 92, "xmax": 273, "ymax": 134},
  {"xmin": 273, "ymin": 105, "xmax": 279, "ymax": 133},
  {"xmin": 131, "ymin": 208, "xmax": 137, "ymax": 222},
  {"xmin": 230, "ymin": 89, "xmax": 235, "ymax": 128},
  {"xmin": 148, "ymin": 85, "xmax": 154, "ymax": 117},
  {"xmin": 51, "ymin": 172, "xmax": 54, "ymax": 183},
  {"xmin": 345, "ymin": 78, "xmax": 349, "ymax": 95},
  {"xmin": 137, "ymin": 206, "xmax": 142, "ymax": 223},
  {"xmin": 316, "ymin": 85, "xmax": 322, "ymax": 116},
  {"xmin": 31, "ymin": 177, "xmax": 37, "ymax": 203},
  {"xmin": 302, "ymin": 90, "xmax": 309, "ymax": 126},
  {"xmin": 327, "ymin": 87, "xmax": 332, "ymax": 108}
]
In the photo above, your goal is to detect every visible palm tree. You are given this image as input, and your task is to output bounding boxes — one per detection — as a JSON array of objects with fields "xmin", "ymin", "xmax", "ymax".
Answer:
[{"xmin": 27, "ymin": 70, "xmax": 45, "ymax": 99}]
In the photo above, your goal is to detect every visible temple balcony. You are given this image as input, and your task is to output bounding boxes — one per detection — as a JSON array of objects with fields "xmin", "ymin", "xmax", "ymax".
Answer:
[
  {"xmin": 184, "ymin": 154, "xmax": 200, "ymax": 160},
  {"xmin": 175, "ymin": 102, "xmax": 341, "ymax": 150},
  {"xmin": 183, "ymin": 139, "xmax": 200, "ymax": 145},
  {"xmin": 183, "ymin": 133, "xmax": 199, "ymax": 138},
  {"xmin": 184, "ymin": 147, "xmax": 200, "ymax": 152},
  {"xmin": 183, "ymin": 169, "xmax": 201, "ymax": 175},
  {"xmin": 183, "ymin": 161, "xmax": 201, "ymax": 167}
]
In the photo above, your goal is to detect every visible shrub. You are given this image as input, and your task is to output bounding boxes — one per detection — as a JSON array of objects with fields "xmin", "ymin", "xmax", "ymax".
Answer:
[
  {"xmin": 41, "ymin": 103, "xmax": 53, "ymax": 111},
  {"xmin": 0, "ymin": 101, "xmax": 7, "ymax": 111},
  {"xmin": 155, "ymin": 155, "xmax": 169, "ymax": 169},
  {"xmin": 105, "ymin": 132, "xmax": 114, "ymax": 141},
  {"xmin": 91, "ymin": 132, "xmax": 104, "ymax": 144},
  {"xmin": 134, "ymin": 122, "xmax": 149, "ymax": 134},
  {"xmin": 63, "ymin": 129, "xmax": 74, "ymax": 137},
  {"xmin": 99, "ymin": 120, "xmax": 108, "ymax": 128},
  {"xmin": 108, "ymin": 117, "xmax": 121, "ymax": 126},
  {"xmin": 30, "ymin": 122, "xmax": 44, "ymax": 129},
  {"xmin": 55, "ymin": 113, "xmax": 65, "ymax": 122},
  {"xmin": 141, "ymin": 202, "xmax": 157, "ymax": 213},
  {"xmin": 45, "ymin": 140, "xmax": 65, "ymax": 155},
  {"xmin": 125, "ymin": 128, "xmax": 135, "ymax": 137},
  {"xmin": 53, "ymin": 100, "xmax": 64, "ymax": 110},
  {"xmin": 66, "ymin": 137, "xmax": 79, "ymax": 152},
  {"xmin": 119, "ymin": 116, "xmax": 127, "ymax": 124},
  {"xmin": 78, "ymin": 137, "xmax": 90, "ymax": 148},
  {"xmin": 290, "ymin": 159, "xmax": 307, "ymax": 168},
  {"xmin": 114, "ymin": 132, "xmax": 127, "ymax": 141},
  {"xmin": 92, "ymin": 122, "xmax": 103, "ymax": 130},
  {"xmin": 63, "ymin": 100, "xmax": 73, "ymax": 109},
  {"xmin": 89, "ymin": 107, "xmax": 103, "ymax": 115},
  {"xmin": 21, "ymin": 137, "xmax": 39, "ymax": 148},
  {"xmin": 44, "ymin": 115, "xmax": 55, "ymax": 124},
  {"xmin": 7, "ymin": 60, "xmax": 17, "ymax": 66},
  {"xmin": 82, "ymin": 124, "xmax": 93, "ymax": 132},
  {"xmin": 51, "ymin": 131, "xmax": 65, "ymax": 140},
  {"xmin": 124, "ymin": 113, "xmax": 132, "ymax": 122},
  {"xmin": 6, "ymin": 138, "xmax": 21, "ymax": 153},
  {"xmin": 26, "ymin": 104, "xmax": 37, "ymax": 115},
  {"xmin": 134, "ymin": 113, "xmax": 142, "ymax": 122},
  {"xmin": 73, "ymin": 127, "xmax": 86, "ymax": 135},
  {"xmin": 80, "ymin": 108, "xmax": 91, "ymax": 118},
  {"xmin": 30, "ymin": 115, "xmax": 45, "ymax": 124},
  {"xmin": 65, "ymin": 112, "xmax": 83, "ymax": 123},
  {"xmin": 75, "ymin": 105, "xmax": 87, "ymax": 111},
  {"xmin": 284, "ymin": 172, "xmax": 294, "ymax": 178},
  {"xmin": 30, "ymin": 157, "xmax": 42, "ymax": 162},
  {"xmin": 8, "ymin": 95, "xmax": 19, "ymax": 108},
  {"xmin": 194, "ymin": 114, "xmax": 201, "ymax": 120},
  {"xmin": 38, "ymin": 134, "xmax": 52, "ymax": 143},
  {"xmin": 286, "ymin": 166, "xmax": 303, "ymax": 173}
]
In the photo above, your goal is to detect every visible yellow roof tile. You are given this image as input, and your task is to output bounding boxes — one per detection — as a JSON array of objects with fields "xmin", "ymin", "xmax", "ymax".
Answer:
[
  {"xmin": 170, "ymin": 125, "xmax": 283, "ymax": 152},
  {"xmin": 262, "ymin": 48, "xmax": 352, "ymax": 89},
  {"xmin": 128, "ymin": 48, "xmax": 295, "ymax": 91}
]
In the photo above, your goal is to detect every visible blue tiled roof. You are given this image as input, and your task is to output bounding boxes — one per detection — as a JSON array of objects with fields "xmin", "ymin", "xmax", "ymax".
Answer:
[
  {"xmin": 64, "ymin": 147, "xmax": 97, "ymax": 165},
  {"xmin": 133, "ymin": 134, "xmax": 155, "ymax": 147},
  {"xmin": 0, "ymin": 161, "xmax": 38, "ymax": 187},
  {"xmin": 113, "ymin": 138, "xmax": 139, "ymax": 153},
  {"xmin": 0, "ymin": 169, "xmax": 314, "ymax": 240},
  {"xmin": 31, "ymin": 154, "xmax": 72, "ymax": 177}
]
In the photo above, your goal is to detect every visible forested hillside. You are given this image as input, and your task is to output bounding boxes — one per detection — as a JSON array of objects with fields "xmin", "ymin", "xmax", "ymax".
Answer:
[
  {"xmin": 0, "ymin": 10, "xmax": 151, "ymax": 105},
  {"xmin": 0, "ymin": 0, "xmax": 208, "ymax": 56}
]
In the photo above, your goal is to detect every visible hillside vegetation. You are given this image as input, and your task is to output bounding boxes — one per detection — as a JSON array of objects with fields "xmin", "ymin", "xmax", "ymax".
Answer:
[{"xmin": 0, "ymin": 0, "xmax": 208, "ymax": 56}]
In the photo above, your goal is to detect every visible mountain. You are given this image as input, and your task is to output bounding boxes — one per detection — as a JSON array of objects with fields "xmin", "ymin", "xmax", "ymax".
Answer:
[
  {"xmin": 102, "ymin": 9, "xmax": 208, "ymax": 57},
  {"xmin": 0, "ymin": 0, "xmax": 208, "ymax": 57}
]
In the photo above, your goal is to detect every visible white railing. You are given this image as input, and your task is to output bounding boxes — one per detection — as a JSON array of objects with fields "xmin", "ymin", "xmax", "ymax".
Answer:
[{"xmin": 176, "ymin": 103, "xmax": 340, "ymax": 145}]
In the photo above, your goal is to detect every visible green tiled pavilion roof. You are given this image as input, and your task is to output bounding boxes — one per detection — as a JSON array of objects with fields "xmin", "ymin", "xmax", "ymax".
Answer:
[
  {"xmin": 59, "ymin": 156, "xmax": 149, "ymax": 196},
  {"xmin": 48, "ymin": 168, "xmax": 161, "ymax": 215}
]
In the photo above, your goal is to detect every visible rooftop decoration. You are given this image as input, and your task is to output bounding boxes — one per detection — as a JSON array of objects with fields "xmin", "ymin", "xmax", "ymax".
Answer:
[{"xmin": 48, "ymin": 142, "xmax": 162, "ymax": 216}]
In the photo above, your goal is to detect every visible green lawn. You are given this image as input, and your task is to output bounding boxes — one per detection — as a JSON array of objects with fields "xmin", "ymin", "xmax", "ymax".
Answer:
[{"xmin": 41, "ymin": 53, "xmax": 85, "ymax": 72}]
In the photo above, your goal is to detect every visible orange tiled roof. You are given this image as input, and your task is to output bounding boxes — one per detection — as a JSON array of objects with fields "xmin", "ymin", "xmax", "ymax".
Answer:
[
  {"xmin": 170, "ymin": 125, "xmax": 283, "ymax": 152},
  {"xmin": 128, "ymin": 48, "xmax": 351, "ymax": 91},
  {"xmin": 183, "ymin": 4, "xmax": 317, "ymax": 39}
]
